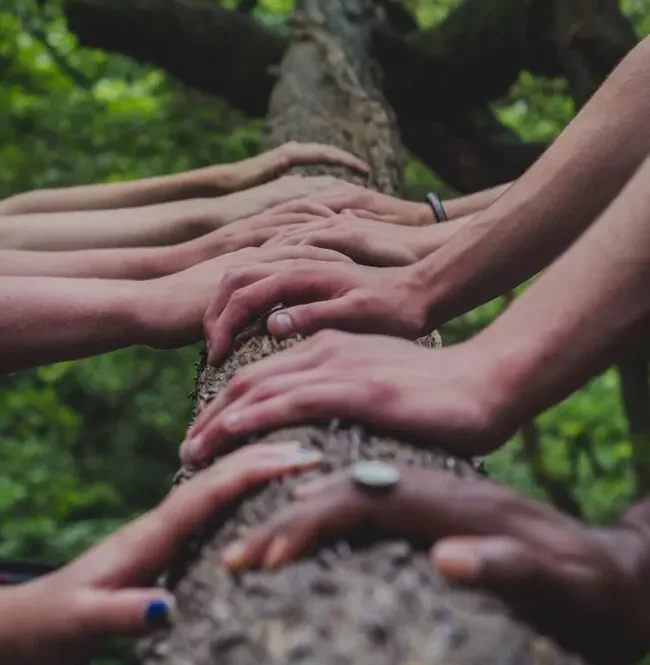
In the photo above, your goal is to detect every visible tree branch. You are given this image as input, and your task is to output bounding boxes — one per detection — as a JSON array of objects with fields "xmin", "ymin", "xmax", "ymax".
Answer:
[
  {"xmin": 403, "ymin": 110, "xmax": 546, "ymax": 193},
  {"xmin": 63, "ymin": 0, "xmax": 547, "ymax": 191},
  {"xmin": 617, "ymin": 352, "xmax": 650, "ymax": 498},
  {"xmin": 65, "ymin": 0, "xmax": 285, "ymax": 117},
  {"xmin": 520, "ymin": 420, "xmax": 583, "ymax": 518}
]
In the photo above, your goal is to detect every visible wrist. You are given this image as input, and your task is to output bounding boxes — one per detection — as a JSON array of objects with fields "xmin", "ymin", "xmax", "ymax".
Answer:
[
  {"xmin": 0, "ymin": 585, "xmax": 48, "ymax": 664},
  {"xmin": 134, "ymin": 277, "xmax": 202, "ymax": 349},
  {"xmin": 458, "ymin": 332, "xmax": 539, "ymax": 444},
  {"xmin": 411, "ymin": 224, "xmax": 459, "ymax": 260},
  {"xmin": 595, "ymin": 517, "xmax": 650, "ymax": 654}
]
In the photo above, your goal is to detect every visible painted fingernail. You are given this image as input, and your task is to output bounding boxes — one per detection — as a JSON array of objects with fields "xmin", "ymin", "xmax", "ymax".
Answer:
[
  {"xmin": 181, "ymin": 436, "xmax": 204, "ymax": 461},
  {"xmin": 270, "ymin": 312, "xmax": 293, "ymax": 335},
  {"xmin": 144, "ymin": 598, "xmax": 175, "ymax": 629},
  {"xmin": 431, "ymin": 542, "xmax": 482, "ymax": 580},
  {"xmin": 264, "ymin": 536, "xmax": 291, "ymax": 568},
  {"xmin": 221, "ymin": 541, "xmax": 248, "ymax": 570}
]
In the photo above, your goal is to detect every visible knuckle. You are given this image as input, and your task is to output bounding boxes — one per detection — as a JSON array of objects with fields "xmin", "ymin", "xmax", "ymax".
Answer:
[
  {"xmin": 228, "ymin": 367, "xmax": 255, "ymax": 396},
  {"xmin": 352, "ymin": 290, "xmax": 381, "ymax": 315},
  {"xmin": 364, "ymin": 377, "xmax": 399, "ymax": 405},
  {"xmin": 221, "ymin": 267, "xmax": 248, "ymax": 291},
  {"xmin": 311, "ymin": 329, "xmax": 346, "ymax": 352}
]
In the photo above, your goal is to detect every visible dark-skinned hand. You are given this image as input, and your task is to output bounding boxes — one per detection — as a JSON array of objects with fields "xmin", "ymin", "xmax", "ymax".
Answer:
[{"xmin": 221, "ymin": 465, "xmax": 650, "ymax": 665}]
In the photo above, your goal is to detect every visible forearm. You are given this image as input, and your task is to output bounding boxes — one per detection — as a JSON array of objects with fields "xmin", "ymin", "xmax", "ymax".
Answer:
[
  {"xmin": 472, "ymin": 156, "xmax": 650, "ymax": 433},
  {"xmin": 414, "ymin": 36, "xmax": 650, "ymax": 324},
  {"xmin": 0, "ymin": 198, "xmax": 215, "ymax": 251},
  {"xmin": 0, "ymin": 277, "xmax": 149, "ymax": 373},
  {"xmin": 443, "ymin": 181, "xmax": 512, "ymax": 219},
  {"xmin": 413, "ymin": 214, "xmax": 474, "ymax": 257},
  {"xmin": 0, "ymin": 247, "xmax": 176, "ymax": 279},
  {"xmin": 0, "ymin": 228, "xmax": 229, "ymax": 280},
  {"xmin": 0, "ymin": 166, "xmax": 231, "ymax": 216}
]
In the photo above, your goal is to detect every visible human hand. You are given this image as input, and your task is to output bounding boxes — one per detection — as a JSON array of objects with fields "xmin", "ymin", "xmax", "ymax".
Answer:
[
  {"xmin": 264, "ymin": 213, "xmax": 436, "ymax": 266},
  {"xmin": 0, "ymin": 442, "xmax": 323, "ymax": 665},
  {"xmin": 181, "ymin": 332, "xmax": 506, "ymax": 464},
  {"xmin": 269, "ymin": 185, "xmax": 433, "ymax": 226},
  {"xmin": 217, "ymin": 142, "xmax": 369, "ymax": 192},
  {"xmin": 212, "ymin": 175, "xmax": 351, "ymax": 227},
  {"xmin": 219, "ymin": 464, "xmax": 650, "ymax": 665},
  {"xmin": 165, "ymin": 204, "xmax": 336, "ymax": 274},
  {"xmin": 140, "ymin": 245, "xmax": 354, "ymax": 350},
  {"xmin": 202, "ymin": 258, "xmax": 429, "ymax": 366}
]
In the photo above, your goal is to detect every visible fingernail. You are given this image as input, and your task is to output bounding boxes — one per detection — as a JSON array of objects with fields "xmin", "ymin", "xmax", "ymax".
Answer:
[
  {"xmin": 431, "ymin": 542, "xmax": 482, "ymax": 581},
  {"xmin": 270, "ymin": 312, "xmax": 293, "ymax": 335},
  {"xmin": 222, "ymin": 541, "xmax": 248, "ymax": 570},
  {"xmin": 264, "ymin": 536, "xmax": 290, "ymax": 568},
  {"xmin": 282, "ymin": 448, "xmax": 322, "ymax": 464},
  {"xmin": 144, "ymin": 598, "xmax": 175, "ymax": 629},
  {"xmin": 181, "ymin": 436, "xmax": 204, "ymax": 462}
]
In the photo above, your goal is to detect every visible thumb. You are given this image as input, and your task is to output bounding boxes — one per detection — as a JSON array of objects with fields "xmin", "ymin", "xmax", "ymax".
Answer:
[
  {"xmin": 267, "ymin": 297, "xmax": 363, "ymax": 337},
  {"xmin": 430, "ymin": 536, "xmax": 567, "ymax": 600},
  {"xmin": 79, "ymin": 588, "xmax": 177, "ymax": 637}
]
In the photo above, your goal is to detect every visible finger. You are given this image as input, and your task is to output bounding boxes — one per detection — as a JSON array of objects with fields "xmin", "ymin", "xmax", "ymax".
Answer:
[
  {"xmin": 222, "ymin": 476, "xmax": 370, "ymax": 570},
  {"xmin": 284, "ymin": 143, "xmax": 370, "ymax": 174},
  {"xmin": 267, "ymin": 295, "xmax": 377, "ymax": 338},
  {"xmin": 267, "ymin": 199, "xmax": 336, "ymax": 218},
  {"xmin": 242, "ymin": 211, "xmax": 326, "ymax": 231},
  {"xmin": 70, "ymin": 443, "xmax": 323, "ymax": 585},
  {"xmin": 76, "ymin": 587, "xmax": 177, "ymax": 637},
  {"xmin": 206, "ymin": 274, "xmax": 301, "ymax": 367},
  {"xmin": 269, "ymin": 219, "xmax": 336, "ymax": 242},
  {"xmin": 188, "ymin": 347, "xmax": 318, "ymax": 443},
  {"xmin": 430, "ymin": 536, "xmax": 591, "ymax": 608},
  {"xmin": 201, "ymin": 382, "xmax": 371, "ymax": 449},
  {"xmin": 188, "ymin": 372, "xmax": 343, "ymax": 462},
  {"xmin": 293, "ymin": 471, "xmax": 347, "ymax": 499},
  {"xmin": 257, "ymin": 246, "xmax": 353, "ymax": 264},
  {"xmin": 341, "ymin": 209, "xmax": 394, "ymax": 223},
  {"xmin": 206, "ymin": 268, "xmax": 340, "ymax": 366}
]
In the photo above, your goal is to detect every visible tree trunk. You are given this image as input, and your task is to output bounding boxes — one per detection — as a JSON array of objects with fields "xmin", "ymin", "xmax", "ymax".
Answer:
[{"xmin": 136, "ymin": 2, "xmax": 584, "ymax": 664}]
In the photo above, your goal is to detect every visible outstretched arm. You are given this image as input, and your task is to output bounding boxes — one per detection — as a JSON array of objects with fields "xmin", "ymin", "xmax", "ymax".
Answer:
[
  {"xmin": 0, "ymin": 245, "xmax": 350, "ymax": 374},
  {"xmin": 189, "ymin": 157, "xmax": 650, "ymax": 465},
  {"xmin": 0, "ymin": 276, "xmax": 147, "ymax": 373},
  {"xmin": 201, "ymin": 34, "xmax": 650, "ymax": 346},
  {"xmin": 0, "ymin": 176, "xmax": 346, "ymax": 252},
  {"xmin": 0, "ymin": 142, "xmax": 367, "ymax": 215},
  {"xmin": 417, "ymin": 35, "xmax": 650, "ymax": 325},
  {"xmin": 442, "ymin": 181, "xmax": 512, "ymax": 219},
  {"xmin": 0, "ymin": 209, "xmax": 331, "ymax": 279},
  {"xmin": 470, "ymin": 154, "xmax": 650, "ymax": 432}
]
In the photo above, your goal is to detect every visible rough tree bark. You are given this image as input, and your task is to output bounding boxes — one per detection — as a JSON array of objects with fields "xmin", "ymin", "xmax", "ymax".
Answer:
[{"xmin": 135, "ymin": 3, "xmax": 587, "ymax": 665}]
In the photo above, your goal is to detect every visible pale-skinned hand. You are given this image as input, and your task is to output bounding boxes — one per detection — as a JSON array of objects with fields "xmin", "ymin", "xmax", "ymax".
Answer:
[
  {"xmin": 202, "ymin": 259, "xmax": 430, "ymax": 366},
  {"xmin": 214, "ymin": 142, "xmax": 369, "ymax": 192},
  {"xmin": 140, "ymin": 245, "xmax": 354, "ymax": 350},
  {"xmin": 207, "ymin": 175, "xmax": 352, "ymax": 228},
  {"xmin": 0, "ymin": 442, "xmax": 323, "ymax": 665},
  {"xmin": 181, "ymin": 332, "xmax": 509, "ymax": 464},
  {"xmin": 164, "ymin": 204, "xmax": 336, "ymax": 273},
  {"xmin": 268, "ymin": 185, "xmax": 432, "ymax": 226},
  {"xmin": 264, "ymin": 212, "xmax": 437, "ymax": 266}
]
